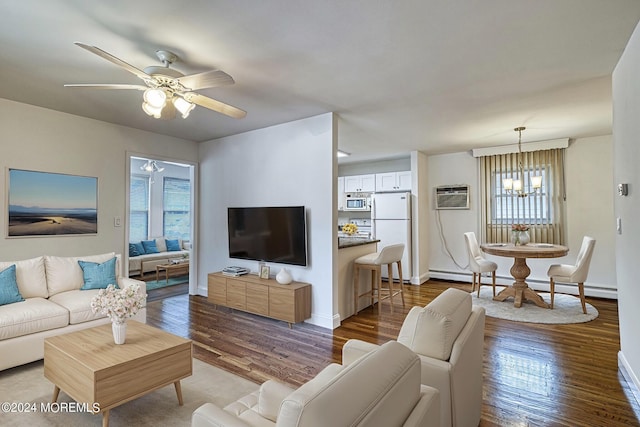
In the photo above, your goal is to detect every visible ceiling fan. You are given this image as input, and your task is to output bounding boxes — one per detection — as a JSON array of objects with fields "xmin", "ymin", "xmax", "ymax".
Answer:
[{"xmin": 65, "ymin": 42, "xmax": 246, "ymax": 120}]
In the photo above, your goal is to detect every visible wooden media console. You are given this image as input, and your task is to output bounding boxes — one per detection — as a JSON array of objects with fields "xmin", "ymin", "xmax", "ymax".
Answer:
[{"xmin": 207, "ymin": 272, "xmax": 311, "ymax": 326}]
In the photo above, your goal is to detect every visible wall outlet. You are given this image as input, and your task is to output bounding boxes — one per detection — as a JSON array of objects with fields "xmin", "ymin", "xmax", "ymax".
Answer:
[{"xmin": 114, "ymin": 216, "xmax": 121, "ymax": 227}]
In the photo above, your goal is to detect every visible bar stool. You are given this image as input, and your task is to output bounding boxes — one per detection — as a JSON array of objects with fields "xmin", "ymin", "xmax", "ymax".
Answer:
[{"xmin": 353, "ymin": 244, "xmax": 405, "ymax": 314}]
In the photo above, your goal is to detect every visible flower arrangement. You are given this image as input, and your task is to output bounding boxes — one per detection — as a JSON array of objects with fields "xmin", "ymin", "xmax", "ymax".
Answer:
[
  {"xmin": 511, "ymin": 224, "xmax": 530, "ymax": 232},
  {"xmin": 91, "ymin": 284, "xmax": 146, "ymax": 324},
  {"xmin": 342, "ymin": 223, "xmax": 358, "ymax": 235}
]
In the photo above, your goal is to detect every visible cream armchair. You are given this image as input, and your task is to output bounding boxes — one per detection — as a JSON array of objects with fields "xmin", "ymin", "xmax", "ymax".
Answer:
[
  {"xmin": 343, "ymin": 288, "xmax": 485, "ymax": 427},
  {"xmin": 192, "ymin": 341, "xmax": 440, "ymax": 427}
]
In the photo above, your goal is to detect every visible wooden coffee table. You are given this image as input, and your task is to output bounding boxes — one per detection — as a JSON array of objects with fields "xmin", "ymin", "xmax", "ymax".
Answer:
[
  {"xmin": 44, "ymin": 321, "xmax": 192, "ymax": 427},
  {"xmin": 156, "ymin": 261, "xmax": 190, "ymax": 283}
]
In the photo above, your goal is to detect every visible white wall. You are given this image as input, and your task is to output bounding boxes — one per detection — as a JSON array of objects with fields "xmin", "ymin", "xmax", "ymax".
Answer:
[
  {"xmin": 0, "ymin": 99, "xmax": 198, "ymax": 273},
  {"xmin": 427, "ymin": 138, "xmax": 617, "ymax": 298},
  {"xmin": 411, "ymin": 150, "xmax": 430, "ymax": 284},
  {"xmin": 613, "ymin": 19, "xmax": 640, "ymax": 400},
  {"xmin": 198, "ymin": 113, "xmax": 337, "ymax": 329}
]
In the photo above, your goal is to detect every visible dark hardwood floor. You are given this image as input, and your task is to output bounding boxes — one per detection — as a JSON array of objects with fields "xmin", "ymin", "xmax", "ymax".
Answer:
[{"xmin": 145, "ymin": 279, "xmax": 640, "ymax": 426}]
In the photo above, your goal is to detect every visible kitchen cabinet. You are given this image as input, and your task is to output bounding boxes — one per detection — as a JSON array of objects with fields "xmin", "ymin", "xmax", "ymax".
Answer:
[
  {"xmin": 344, "ymin": 174, "xmax": 375, "ymax": 192},
  {"xmin": 375, "ymin": 170, "xmax": 412, "ymax": 192},
  {"xmin": 337, "ymin": 176, "xmax": 345, "ymax": 211}
]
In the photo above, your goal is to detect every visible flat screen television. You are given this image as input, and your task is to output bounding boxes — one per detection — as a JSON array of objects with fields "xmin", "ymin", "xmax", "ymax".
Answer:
[{"xmin": 227, "ymin": 206, "xmax": 308, "ymax": 266}]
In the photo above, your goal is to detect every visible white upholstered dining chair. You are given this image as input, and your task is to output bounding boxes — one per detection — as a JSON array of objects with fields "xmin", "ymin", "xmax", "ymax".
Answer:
[
  {"xmin": 547, "ymin": 236, "xmax": 596, "ymax": 314},
  {"xmin": 463, "ymin": 232, "xmax": 497, "ymax": 297}
]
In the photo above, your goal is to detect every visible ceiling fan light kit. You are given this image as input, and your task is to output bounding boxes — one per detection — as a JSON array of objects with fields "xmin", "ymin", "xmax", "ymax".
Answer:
[
  {"xmin": 66, "ymin": 42, "xmax": 247, "ymax": 121},
  {"xmin": 173, "ymin": 96, "xmax": 195, "ymax": 118}
]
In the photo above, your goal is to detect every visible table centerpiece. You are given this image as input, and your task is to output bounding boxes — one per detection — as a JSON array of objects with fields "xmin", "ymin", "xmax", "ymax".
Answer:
[{"xmin": 90, "ymin": 283, "xmax": 146, "ymax": 344}]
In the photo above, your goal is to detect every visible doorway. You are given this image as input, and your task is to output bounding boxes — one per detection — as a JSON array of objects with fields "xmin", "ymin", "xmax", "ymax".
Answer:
[{"xmin": 126, "ymin": 155, "xmax": 197, "ymax": 298}]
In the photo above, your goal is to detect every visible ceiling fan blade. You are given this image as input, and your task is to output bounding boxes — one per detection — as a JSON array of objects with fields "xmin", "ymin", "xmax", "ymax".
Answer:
[
  {"xmin": 176, "ymin": 70, "xmax": 235, "ymax": 91},
  {"xmin": 74, "ymin": 42, "xmax": 149, "ymax": 80},
  {"xmin": 184, "ymin": 92, "xmax": 246, "ymax": 119},
  {"xmin": 64, "ymin": 83, "xmax": 148, "ymax": 90}
]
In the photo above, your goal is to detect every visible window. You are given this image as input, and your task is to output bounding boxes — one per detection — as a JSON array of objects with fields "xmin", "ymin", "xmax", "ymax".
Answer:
[
  {"xmin": 480, "ymin": 148, "xmax": 566, "ymax": 244},
  {"xmin": 129, "ymin": 175, "xmax": 149, "ymax": 242},
  {"xmin": 493, "ymin": 169, "xmax": 549, "ymax": 224},
  {"xmin": 163, "ymin": 177, "xmax": 190, "ymax": 240}
]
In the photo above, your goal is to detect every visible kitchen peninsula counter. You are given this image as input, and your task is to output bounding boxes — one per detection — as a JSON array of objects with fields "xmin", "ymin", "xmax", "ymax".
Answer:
[
  {"xmin": 338, "ymin": 237, "xmax": 380, "ymax": 249},
  {"xmin": 338, "ymin": 238, "xmax": 380, "ymax": 320}
]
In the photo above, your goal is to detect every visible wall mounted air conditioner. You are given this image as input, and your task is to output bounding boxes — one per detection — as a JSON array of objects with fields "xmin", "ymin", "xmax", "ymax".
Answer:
[{"xmin": 435, "ymin": 185, "xmax": 470, "ymax": 210}]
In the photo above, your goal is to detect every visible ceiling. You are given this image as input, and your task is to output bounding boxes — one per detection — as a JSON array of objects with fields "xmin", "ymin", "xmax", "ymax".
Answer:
[{"xmin": 2, "ymin": 1, "xmax": 640, "ymax": 163}]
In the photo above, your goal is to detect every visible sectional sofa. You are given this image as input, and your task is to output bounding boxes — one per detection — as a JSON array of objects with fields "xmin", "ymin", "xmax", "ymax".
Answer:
[
  {"xmin": 128, "ymin": 237, "xmax": 190, "ymax": 276},
  {"xmin": 0, "ymin": 252, "xmax": 146, "ymax": 371}
]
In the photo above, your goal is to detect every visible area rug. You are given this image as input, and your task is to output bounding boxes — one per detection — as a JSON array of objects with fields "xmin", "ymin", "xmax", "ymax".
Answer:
[
  {"xmin": 0, "ymin": 358, "xmax": 258, "ymax": 426},
  {"xmin": 145, "ymin": 275, "xmax": 189, "ymax": 291},
  {"xmin": 471, "ymin": 286, "xmax": 599, "ymax": 324}
]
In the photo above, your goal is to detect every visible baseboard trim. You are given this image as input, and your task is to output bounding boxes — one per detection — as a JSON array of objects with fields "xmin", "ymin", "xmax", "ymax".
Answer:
[
  {"xmin": 428, "ymin": 269, "xmax": 618, "ymax": 299},
  {"xmin": 305, "ymin": 312, "xmax": 336, "ymax": 330},
  {"xmin": 196, "ymin": 285, "xmax": 208, "ymax": 296},
  {"xmin": 619, "ymin": 351, "xmax": 640, "ymax": 408},
  {"xmin": 410, "ymin": 272, "xmax": 430, "ymax": 285}
]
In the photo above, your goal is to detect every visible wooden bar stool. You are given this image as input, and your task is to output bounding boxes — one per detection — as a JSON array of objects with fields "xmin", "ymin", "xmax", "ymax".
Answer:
[{"xmin": 353, "ymin": 244, "xmax": 405, "ymax": 314}]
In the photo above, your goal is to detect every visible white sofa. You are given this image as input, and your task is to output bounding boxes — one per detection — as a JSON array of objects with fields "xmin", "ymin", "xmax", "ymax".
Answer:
[
  {"xmin": 343, "ymin": 288, "xmax": 485, "ymax": 427},
  {"xmin": 128, "ymin": 237, "xmax": 190, "ymax": 276},
  {"xmin": 192, "ymin": 340, "xmax": 440, "ymax": 427},
  {"xmin": 0, "ymin": 252, "xmax": 146, "ymax": 371}
]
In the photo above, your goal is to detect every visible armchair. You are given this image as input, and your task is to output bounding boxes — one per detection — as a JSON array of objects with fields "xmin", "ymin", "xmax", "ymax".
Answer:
[
  {"xmin": 192, "ymin": 341, "xmax": 440, "ymax": 427},
  {"xmin": 343, "ymin": 288, "xmax": 485, "ymax": 427}
]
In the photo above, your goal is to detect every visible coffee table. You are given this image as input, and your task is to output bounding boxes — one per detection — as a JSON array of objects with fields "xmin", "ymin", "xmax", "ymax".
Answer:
[
  {"xmin": 44, "ymin": 321, "xmax": 192, "ymax": 427},
  {"xmin": 156, "ymin": 261, "xmax": 190, "ymax": 284}
]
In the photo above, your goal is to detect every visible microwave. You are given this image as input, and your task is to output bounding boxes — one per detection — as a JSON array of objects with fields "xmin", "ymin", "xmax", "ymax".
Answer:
[{"xmin": 345, "ymin": 195, "xmax": 371, "ymax": 211}]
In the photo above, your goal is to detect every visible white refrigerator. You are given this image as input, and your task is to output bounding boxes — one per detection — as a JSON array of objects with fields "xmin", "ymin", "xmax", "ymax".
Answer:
[{"xmin": 372, "ymin": 192, "xmax": 412, "ymax": 282}]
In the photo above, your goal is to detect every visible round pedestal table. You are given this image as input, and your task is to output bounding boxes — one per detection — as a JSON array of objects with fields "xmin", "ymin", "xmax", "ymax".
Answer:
[{"xmin": 480, "ymin": 243, "xmax": 569, "ymax": 308}]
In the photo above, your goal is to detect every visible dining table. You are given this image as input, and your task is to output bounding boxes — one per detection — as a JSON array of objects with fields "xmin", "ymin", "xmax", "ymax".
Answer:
[{"xmin": 480, "ymin": 242, "xmax": 569, "ymax": 308}]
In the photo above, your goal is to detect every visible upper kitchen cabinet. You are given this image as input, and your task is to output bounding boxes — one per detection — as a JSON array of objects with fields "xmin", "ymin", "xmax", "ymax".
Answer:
[
  {"xmin": 375, "ymin": 171, "xmax": 412, "ymax": 192},
  {"xmin": 344, "ymin": 174, "xmax": 375, "ymax": 192}
]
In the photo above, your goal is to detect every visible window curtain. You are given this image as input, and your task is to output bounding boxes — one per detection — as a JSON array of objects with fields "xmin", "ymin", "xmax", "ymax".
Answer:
[{"xmin": 479, "ymin": 148, "xmax": 566, "ymax": 244}]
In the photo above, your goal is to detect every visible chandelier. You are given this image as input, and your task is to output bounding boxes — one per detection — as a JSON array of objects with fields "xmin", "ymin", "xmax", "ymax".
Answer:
[{"xmin": 502, "ymin": 127, "xmax": 542, "ymax": 197}]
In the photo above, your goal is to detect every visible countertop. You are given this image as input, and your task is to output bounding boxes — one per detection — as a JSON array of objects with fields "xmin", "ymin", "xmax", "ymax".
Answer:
[{"xmin": 338, "ymin": 238, "xmax": 380, "ymax": 249}]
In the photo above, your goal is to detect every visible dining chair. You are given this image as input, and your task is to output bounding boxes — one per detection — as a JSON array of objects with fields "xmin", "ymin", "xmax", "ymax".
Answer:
[
  {"xmin": 463, "ymin": 232, "xmax": 497, "ymax": 297},
  {"xmin": 547, "ymin": 236, "xmax": 596, "ymax": 314},
  {"xmin": 353, "ymin": 243, "xmax": 405, "ymax": 314}
]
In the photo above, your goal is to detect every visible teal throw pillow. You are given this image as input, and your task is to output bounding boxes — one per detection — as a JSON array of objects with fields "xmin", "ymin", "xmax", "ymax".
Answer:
[
  {"xmin": 166, "ymin": 239, "xmax": 181, "ymax": 251},
  {"xmin": 134, "ymin": 242, "xmax": 144, "ymax": 255},
  {"xmin": 141, "ymin": 240, "xmax": 159, "ymax": 254},
  {"xmin": 79, "ymin": 257, "xmax": 117, "ymax": 290},
  {"xmin": 129, "ymin": 242, "xmax": 144, "ymax": 257},
  {"xmin": 0, "ymin": 265, "xmax": 24, "ymax": 306}
]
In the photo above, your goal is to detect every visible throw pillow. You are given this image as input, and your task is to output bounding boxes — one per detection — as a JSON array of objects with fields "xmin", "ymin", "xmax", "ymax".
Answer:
[
  {"xmin": 129, "ymin": 242, "xmax": 144, "ymax": 257},
  {"xmin": 79, "ymin": 257, "xmax": 117, "ymax": 290},
  {"xmin": 141, "ymin": 240, "xmax": 159, "ymax": 254},
  {"xmin": 0, "ymin": 265, "xmax": 24, "ymax": 306},
  {"xmin": 154, "ymin": 237, "xmax": 167, "ymax": 253},
  {"xmin": 166, "ymin": 239, "xmax": 181, "ymax": 251}
]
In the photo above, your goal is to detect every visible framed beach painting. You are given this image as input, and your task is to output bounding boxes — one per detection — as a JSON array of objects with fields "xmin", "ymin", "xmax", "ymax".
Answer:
[{"xmin": 7, "ymin": 169, "xmax": 98, "ymax": 237}]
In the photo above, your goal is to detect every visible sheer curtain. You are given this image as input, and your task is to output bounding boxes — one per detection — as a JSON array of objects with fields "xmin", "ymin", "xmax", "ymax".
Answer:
[{"xmin": 479, "ymin": 148, "xmax": 566, "ymax": 244}]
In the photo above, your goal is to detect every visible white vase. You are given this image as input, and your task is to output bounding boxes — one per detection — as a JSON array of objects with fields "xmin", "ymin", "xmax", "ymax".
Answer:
[
  {"xmin": 112, "ymin": 320, "xmax": 127, "ymax": 345},
  {"xmin": 276, "ymin": 268, "xmax": 293, "ymax": 285}
]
